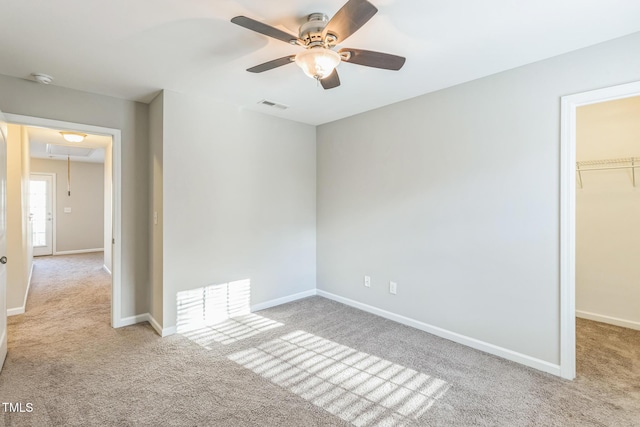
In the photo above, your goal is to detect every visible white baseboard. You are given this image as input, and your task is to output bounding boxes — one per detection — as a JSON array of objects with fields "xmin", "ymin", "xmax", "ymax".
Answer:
[
  {"xmin": 102, "ymin": 264, "xmax": 112, "ymax": 275},
  {"xmin": 7, "ymin": 264, "xmax": 34, "ymax": 317},
  {"xmin": 316, "ymin": 290, "xmax": 561, "ymax": 377},
  {"xmin": 147, "ymin": 314, "xmax": 175, "ymax": 337},
  {"xmin": 24, "ymin": 262, "xmax": 33, "ymax": 308},
  {"xmin": 160, "ymin": 325, "xmax": 177, "ymax": 337},
  {"xmin": 576, "ymin": 310, "xmax": 640, "ymax": 331},
  {"xmin": 251, "ymin": 289, "xmax": 317, "ymax": 312},
  {"xmin": 55, "ymin": 248, "xmax": 104, "ymax": 255},
  {"xmin": 117, "ymin": 313, "xmax": 149, "ymax": 328},
  {"xmin": 27, "ymin": 262, "xmax": 34, "ymax": 291},
  {"xmin": 147, "ymin": 314, "xmax": 162, "ymax": 336},
  {"xmin": 0, "ymin": 329, "xmax": 6, "ymax": 368},
  {"xmin": 7, "ymin": 307, "xmax": 25, "ymax": 316},
  {"xmin": 116, "ymin": 313, "xmax": 176, "ymax": 337}
]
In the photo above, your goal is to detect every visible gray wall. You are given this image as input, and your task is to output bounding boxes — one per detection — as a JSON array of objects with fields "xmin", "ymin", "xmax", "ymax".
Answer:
[
  {"xmin": 316, "ymin": 32, "xmax": 640, "ymax": 365},
  {"xmin": 161, "ymin": 90, "xmax": 317, "ymax": 330},
  {"xmin": 0, "ymin": 74, "xmax": 150, "ymax": 318},
  {"xmin": 31, "ymin": 158, "xmax": 104, "ymax": 252}
]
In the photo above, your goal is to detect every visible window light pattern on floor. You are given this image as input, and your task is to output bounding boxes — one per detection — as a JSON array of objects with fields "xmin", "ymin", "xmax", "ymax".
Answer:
[
  {"xmin": 229, "ymin": 331, "xmax": 449, "ymax": 426},
  {"xmin": 176, "ymin": 279, "xmax": 283, "ymax": 347},
  {"xmin": 180, "ymin": 313, "xmax": 284, "ymax": 348}
]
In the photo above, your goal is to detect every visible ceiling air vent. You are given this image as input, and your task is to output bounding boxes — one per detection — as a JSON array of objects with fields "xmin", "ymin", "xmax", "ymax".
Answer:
[
  {"xmin": 46, "ymin": 144, "xmax": 95, "ymax": 157},
  {"xmin": 258, "ymin": 99, "xmax": 288, "ymax": 110}
]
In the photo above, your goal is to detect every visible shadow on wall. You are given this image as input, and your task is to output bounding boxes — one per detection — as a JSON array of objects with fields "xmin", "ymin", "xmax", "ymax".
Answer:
[
  {"xmin": 229, "ymin": 331, "xmax": 450, "ymax": 427},
  {"xmin": 176, "ymin": 279, "xmax": 283, "ymax": 348}
]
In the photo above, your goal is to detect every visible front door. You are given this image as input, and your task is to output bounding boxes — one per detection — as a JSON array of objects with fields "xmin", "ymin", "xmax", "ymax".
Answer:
[
  {"xmin": 0, "ymin": 110, "xmax": 8, "ymax": 371},
  {"xmin": 30, "ymin": 173, "xmax": 54, "ymax": 256}
]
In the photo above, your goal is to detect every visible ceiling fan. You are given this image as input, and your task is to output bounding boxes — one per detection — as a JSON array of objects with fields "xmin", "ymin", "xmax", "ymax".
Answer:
[{"xmin": 230, "ymin": 0, "xmax": 406, "ymax": 90}]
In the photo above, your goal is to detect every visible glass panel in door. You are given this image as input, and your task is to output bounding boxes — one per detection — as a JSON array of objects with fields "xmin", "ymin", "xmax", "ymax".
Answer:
[{"xmin": 30, "ymin": 174, "xmax": 53, "ymax": 256}]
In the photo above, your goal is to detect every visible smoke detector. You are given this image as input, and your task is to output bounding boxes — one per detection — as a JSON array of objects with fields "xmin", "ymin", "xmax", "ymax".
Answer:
[{"xmin": 31, "ymin": 73, "xmax": 54, "ymax": 84}]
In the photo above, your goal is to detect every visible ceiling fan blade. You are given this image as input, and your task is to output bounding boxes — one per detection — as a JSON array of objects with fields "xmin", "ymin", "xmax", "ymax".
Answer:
[
  {"xmin": 247, "ymin": 55, "xmax": 296, "ymax": 73},
  {"xmin": 231, "ymin": 16, "xmax": 299, "ymax": 44},
  {"xmin": 339, "ymin": 48, "xmax": 406, "ymax": 70},
  {"xmin": 321, "ymin": 69, "xmax": 341, "ymax": 90},
  {"xmin": 322, "ymin": 0, "xmax": 378, "ymax": 44}
]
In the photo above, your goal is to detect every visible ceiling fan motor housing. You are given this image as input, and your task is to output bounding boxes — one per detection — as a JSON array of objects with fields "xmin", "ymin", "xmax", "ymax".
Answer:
[{"xmin": 299, "ymin": 13, "xmax": 332, "ymax": 46}]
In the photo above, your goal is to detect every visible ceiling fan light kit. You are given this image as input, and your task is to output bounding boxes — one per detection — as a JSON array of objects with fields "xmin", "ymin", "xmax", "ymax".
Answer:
[
  {"xmin": 231, "ymin": 0, "xmax": 405, "ymax": 90},
  {"xmin": 295, "ymin": 48, "xmax": 341, "ymax": 80}
]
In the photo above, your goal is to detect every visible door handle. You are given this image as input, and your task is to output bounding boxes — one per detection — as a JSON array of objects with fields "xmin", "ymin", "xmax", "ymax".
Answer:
[{"xmin": 0, "ymin": 256, "xmax": 7, "ymax": 264}]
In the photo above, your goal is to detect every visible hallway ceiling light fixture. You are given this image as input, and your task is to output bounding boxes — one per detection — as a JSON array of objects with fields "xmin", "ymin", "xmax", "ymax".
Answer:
[{"xmin": 60, "ymin": 131, "xmax": 87, "ymax": 143}]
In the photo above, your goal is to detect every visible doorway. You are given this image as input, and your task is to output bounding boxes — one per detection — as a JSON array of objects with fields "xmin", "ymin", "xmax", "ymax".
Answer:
[
  {"xmin": 30, "ymin": 173, "xmax": 55, "ymax": 256},
  {"xmin": 4, "ymin": 113, "xmax": 123, "ymax": 328},
  {"xmin": 560, "ymin": 80, "xmax": 640, "ymax": 380}
]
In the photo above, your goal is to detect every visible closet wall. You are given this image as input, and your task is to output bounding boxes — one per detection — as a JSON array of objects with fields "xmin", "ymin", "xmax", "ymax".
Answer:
[{"xmin": 576, "ymin": 96, "xmax": 640, "ymax": 330}]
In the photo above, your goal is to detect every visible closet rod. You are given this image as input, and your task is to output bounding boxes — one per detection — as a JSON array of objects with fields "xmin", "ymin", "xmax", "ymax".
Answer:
[
  {"xmin": 576, "ymin": 157, "xmax": 638, "ymax": 188},
  {"xmin": 577, "ymin": 165, "xmax": 640, "ymax": 172}
]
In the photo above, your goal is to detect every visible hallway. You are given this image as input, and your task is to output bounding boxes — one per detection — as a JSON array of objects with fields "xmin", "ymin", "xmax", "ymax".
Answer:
[{"xmin": 9, "ymin": 253, "xmax": 111, "ymax": 330}]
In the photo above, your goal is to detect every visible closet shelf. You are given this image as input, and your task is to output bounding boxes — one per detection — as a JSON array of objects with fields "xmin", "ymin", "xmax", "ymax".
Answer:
[{"xmin": 576, "ymin": 157, "xmax": 640, "ymax": 188}]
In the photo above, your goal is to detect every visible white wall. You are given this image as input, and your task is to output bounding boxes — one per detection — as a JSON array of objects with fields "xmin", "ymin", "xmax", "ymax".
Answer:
[
  {"xmin": 161, "ymin": 90, "xmax": 316, "ymax": 330},
  {"xmin": 0, "ymin": 74, "xmax": 149, "ymax": 318},
  {"xmin": 576, "ymin": 96, "xmax": 640, "ymax": 329},
  {"xmin": 317, "ymin": 32, "xmax": 640, "ymax": 367},
  {"xmin": 6, "ymin": 124, "xmax": 32, "ymax": 314},
  {"xmin": 30, "ymin": 158, "xmax": 104, "ymax": 253}
]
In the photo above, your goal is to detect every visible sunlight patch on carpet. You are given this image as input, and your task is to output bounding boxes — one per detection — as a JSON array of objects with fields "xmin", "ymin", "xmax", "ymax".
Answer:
[
  {"xmin": 176, "ymin": 279, "xmax": 283, "ymax": 347},
  {"xmin": 229, "ymin": 331, "xmax": 449, "ymax": 426}
]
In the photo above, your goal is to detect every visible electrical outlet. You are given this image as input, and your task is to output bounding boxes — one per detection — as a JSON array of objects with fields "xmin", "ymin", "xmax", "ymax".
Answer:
[
  {"xmin": 389, "ymin": 281, "xmax": 397, "ymax": 295},
  {"xmin": 364, "ymin": 275, "xmax": 371, "ymax": 288}
]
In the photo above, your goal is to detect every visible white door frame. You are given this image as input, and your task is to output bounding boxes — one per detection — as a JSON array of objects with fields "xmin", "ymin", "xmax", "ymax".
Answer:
[
  {"xmin": 559, "ymin": 80, "xmax": 640, "ymax": 380},
  {"xmin": 30, "ymin": 172, "xmax": 56, "ymax": 256},
  {"xmin": 5, "ymin": 113, "xmax": 123, "ymax": 329},
  {"xmin": 0, "ymin": 111, "xmax": 8, "ymax": 371}
]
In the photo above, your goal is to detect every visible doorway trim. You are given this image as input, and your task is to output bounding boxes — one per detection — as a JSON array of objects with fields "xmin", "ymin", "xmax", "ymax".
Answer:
[
  {"xmin": 560, "ymin": 80, "xmax": 640, "ymax": 380},
  {"xmin": 5, "ymin": 113, "xmax": 123, "ymax": 329}
]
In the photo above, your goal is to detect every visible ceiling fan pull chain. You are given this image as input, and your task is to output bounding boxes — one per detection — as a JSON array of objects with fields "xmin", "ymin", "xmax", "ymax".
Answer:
[{"xmin": 67, "ymin": 155, "xmax": 71, "ymax": 196}]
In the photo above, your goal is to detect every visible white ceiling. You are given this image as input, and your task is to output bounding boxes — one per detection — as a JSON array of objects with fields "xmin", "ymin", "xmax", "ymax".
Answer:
[
  {"xmin": 28, "ymin": 126, "xmax": 109, "ymax": 163},
  {"xmin": 2, "ymin": 0, "xmax": 640, "ymax": 125}
]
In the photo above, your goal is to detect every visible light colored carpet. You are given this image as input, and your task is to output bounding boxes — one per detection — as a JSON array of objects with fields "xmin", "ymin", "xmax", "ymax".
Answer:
[{"xmin": 1, "ymin": 253, "xmax": 639, "ymax": 426}]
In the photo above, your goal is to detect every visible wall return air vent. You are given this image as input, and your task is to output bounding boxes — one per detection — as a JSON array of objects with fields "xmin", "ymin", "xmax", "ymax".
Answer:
[{"xmin": 258, "ymin": 99, "xmax": 288, "ymax": 110}]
